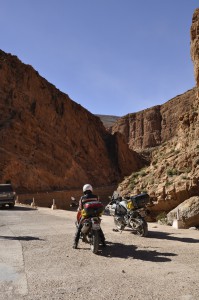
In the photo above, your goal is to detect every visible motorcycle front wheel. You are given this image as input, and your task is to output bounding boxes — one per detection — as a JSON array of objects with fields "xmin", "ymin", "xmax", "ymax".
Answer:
[
  {"xmin": 114, "ymin": 216, "xmax": 125, "ymax": 231},
  {"xmin": 90, "ymin": 231, "xmax": 99, "ymax": 254}
]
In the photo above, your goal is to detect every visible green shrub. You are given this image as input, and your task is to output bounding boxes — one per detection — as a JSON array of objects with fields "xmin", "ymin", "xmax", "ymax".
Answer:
[
  {"xmin": 156, "ymin": 212, "xmax": 167, "ymax": 224},
  {"xmin": 152, "ymin": 159, "xmax": 158, "ymax": 166},
  {"xmin": 165, "ymin": 181, "xmax": 172, "ymax": 186},
  {"xmin": 140, "ymin": 170, "xmax": 147, "ymax": 177},
  {"xmin": 128, "ymin": 182, "xmax": 135, "ymax": 190},
  {"xmin": 167, "ymin": 169, "xmax": 178, "ymax": 176},
  {"xmin": 130, "ymin": 172, "xmax": 140, "ymax": 179}
]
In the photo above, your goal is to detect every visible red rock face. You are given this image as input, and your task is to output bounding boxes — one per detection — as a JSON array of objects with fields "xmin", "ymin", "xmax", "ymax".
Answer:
[
  {"xmin": 0, "ymin": 50, "xmax": 145, "ymax": 192},
  {"xmin": 116, "ymin": 9, "xmax": 199, "ymax": 220},
  {"xmin": 111, "ymin": 89, "xmax": 195, "ymax": 152},
  {"xmin": 111, "ymin": 9, "xmax": 198, "ymax": 154}
]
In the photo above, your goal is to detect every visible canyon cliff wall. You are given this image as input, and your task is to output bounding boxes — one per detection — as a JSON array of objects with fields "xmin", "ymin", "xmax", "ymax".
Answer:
[
  {"xmin": 117, "ymin": 8, "xmax": 199, "ymax": 221},
  {"xmin": 111, "ymin": 89, "xmax": 195, "ymax": 152},
  {"xmin": 0, "ymin": 50, "xmax": 145, "ymax": 192},
  {"xmin": 191, "ymin": 8, "xmax": 199, "ymax": 97}
]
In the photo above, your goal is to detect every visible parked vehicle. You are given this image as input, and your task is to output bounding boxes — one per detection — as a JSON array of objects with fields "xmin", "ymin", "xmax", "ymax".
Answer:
[
  {"xmin": 105, "ymin": 192, "xmax": 150, "ymax": 237},
  {"xmin": 70, "ymin": 197, "xmax": 78, "ymax": 209},
  {"xmin": 0, "ymin": 184, "xmax": 16, "ymax": 208},
  {"xmin": 70, "ymin": 197, "xmax": 104, "ymax": 254},
  {"xmin": 78, "ymin": 214, "xmax": 103, "ymax": 254}
]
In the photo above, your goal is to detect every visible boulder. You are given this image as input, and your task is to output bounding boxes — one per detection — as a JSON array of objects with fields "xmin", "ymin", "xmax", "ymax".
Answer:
[{"xmin": 167, "ymin": 196, "xmax": 199, "ymax": 228}]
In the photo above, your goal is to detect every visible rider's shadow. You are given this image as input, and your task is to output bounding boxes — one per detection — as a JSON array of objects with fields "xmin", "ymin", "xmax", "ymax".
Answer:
[{"xmin": 99, "ymin": 242, "xmax": 177, "ymax": 262}]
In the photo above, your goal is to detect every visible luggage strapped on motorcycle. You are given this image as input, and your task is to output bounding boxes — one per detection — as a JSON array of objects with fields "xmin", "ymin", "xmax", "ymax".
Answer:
[
  {"xmin": 81, "ymin": 201, "xmax": 104, "ymax": 218},
  {"xmin": 130, "ymin": 193, "xmax": 150, "ymax": 209}
]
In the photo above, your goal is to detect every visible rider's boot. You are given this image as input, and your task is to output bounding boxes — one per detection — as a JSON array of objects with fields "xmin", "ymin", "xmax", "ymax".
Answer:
[{"xmin": 72, "ymin": 224, "xmax": 82, "ymax": 249}]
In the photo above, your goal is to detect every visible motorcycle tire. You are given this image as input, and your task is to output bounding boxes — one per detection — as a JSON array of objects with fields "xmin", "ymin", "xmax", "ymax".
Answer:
[
  {"xmin": 114, "ymin": 217, "xmax": 125, "ymax": 231},
  {"xmin": 90, "ymin": 231, "xmax": 99, "ymax": 254},
  {"xmin": 116, "ymin": 224, "xmax": 125, "ymax": 231},
  {"xmin": 130, "ymin": 218, "xmax": 148, "ymax": 237}
]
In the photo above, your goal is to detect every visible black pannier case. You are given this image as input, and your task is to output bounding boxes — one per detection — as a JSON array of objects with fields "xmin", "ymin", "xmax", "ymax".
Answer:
[{"xmin": 130, "ymin": 193, "xmax": 150, "ymax": 209}]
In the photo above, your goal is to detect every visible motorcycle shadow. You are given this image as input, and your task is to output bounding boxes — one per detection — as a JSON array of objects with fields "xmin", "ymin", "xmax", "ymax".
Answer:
[
  {"xmin": 99, "ymin": 242, "xmax": 177, "ymax": 262},
  {"xmin": 147, "ymin": 231, "xmax": 199, "ymax": 244}
]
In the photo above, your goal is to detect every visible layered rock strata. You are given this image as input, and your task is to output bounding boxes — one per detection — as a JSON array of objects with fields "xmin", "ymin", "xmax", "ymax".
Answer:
[
  {"xmin": 0, "ymin": 50, "xmax": 145, "ymax": 192},
  {"xmin": 191, "ymin": 8, "xmax": 199, "ymax": 98},
  {"xmin": 111, "ymin": 89, "xmax": 195, "ymax": 153},
  {"xmin": 117, "ymin": 9, "xmax": 199, "ymax": 221}
]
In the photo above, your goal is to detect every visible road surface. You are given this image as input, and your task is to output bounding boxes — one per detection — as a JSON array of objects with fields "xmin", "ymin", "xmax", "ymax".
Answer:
[{"xmin": 0, "ymin": 205, "xmax": 199, "ymax": 300}]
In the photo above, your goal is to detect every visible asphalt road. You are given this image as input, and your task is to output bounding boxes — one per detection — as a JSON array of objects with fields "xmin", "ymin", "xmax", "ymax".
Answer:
[{"xmin": 0, "ymin": 205, "xmax": 199, "ymax": 300}]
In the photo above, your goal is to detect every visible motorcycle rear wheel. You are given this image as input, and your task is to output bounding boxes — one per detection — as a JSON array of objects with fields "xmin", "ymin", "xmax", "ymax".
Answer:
[
  {"xmin": 90, "ymin": 231, "xmax": 99, "ymax": 254},
  {"xmin": 130, "ymin": 218, "xmax": 148, "ymax": 237}
]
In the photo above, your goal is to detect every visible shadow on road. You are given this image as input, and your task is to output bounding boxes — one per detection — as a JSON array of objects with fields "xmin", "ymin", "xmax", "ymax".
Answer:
[
  {"xmin": 98, "ymin": 242, "xmax": 177, "ymax": 262},
  {"xmin": 147, "ymin": 231, "xmax": 199, "ymax": 243},
  {"xmin": 0, "ymin": 236, "xmax": 44, "ymax": 241}
]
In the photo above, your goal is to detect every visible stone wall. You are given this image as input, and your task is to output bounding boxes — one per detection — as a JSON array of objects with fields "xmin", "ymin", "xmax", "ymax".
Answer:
[{"xmin": 17, "ymin": 185, "xmax": 117, "ymax": 210}]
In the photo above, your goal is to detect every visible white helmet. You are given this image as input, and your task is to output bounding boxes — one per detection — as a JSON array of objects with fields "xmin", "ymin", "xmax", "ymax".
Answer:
[{"xmin": 83, "ymin": 184, "xmax": 93, "ymax": 193}]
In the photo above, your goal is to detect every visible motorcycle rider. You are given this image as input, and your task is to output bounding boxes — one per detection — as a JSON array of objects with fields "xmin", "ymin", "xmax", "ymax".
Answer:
[{"xmin": 73, "ymin": 184, "xmax": 106, "ymax": 249}]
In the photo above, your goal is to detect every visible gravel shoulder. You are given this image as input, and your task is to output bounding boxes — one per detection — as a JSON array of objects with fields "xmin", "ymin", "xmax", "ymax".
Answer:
[{"xmin": 0, "ymin": 205, "xmax": 199, "ymax": 300}]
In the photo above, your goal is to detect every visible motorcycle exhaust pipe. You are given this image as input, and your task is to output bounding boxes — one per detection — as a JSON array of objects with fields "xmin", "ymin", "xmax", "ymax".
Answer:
[{"xmin": 81, "ymin": 222, "xmax": 90, "ymax": 234}]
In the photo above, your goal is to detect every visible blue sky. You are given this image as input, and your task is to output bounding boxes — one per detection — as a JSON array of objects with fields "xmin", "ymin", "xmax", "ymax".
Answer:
[{"xmin": 0, "ymin": 0, "xmax": 198, "ymax": 116}]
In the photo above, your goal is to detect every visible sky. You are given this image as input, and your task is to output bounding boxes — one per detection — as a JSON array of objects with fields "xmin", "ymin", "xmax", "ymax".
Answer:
[{"xmin": 0, "ymin": 0, "xmax": 198, "ymax": 116}]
